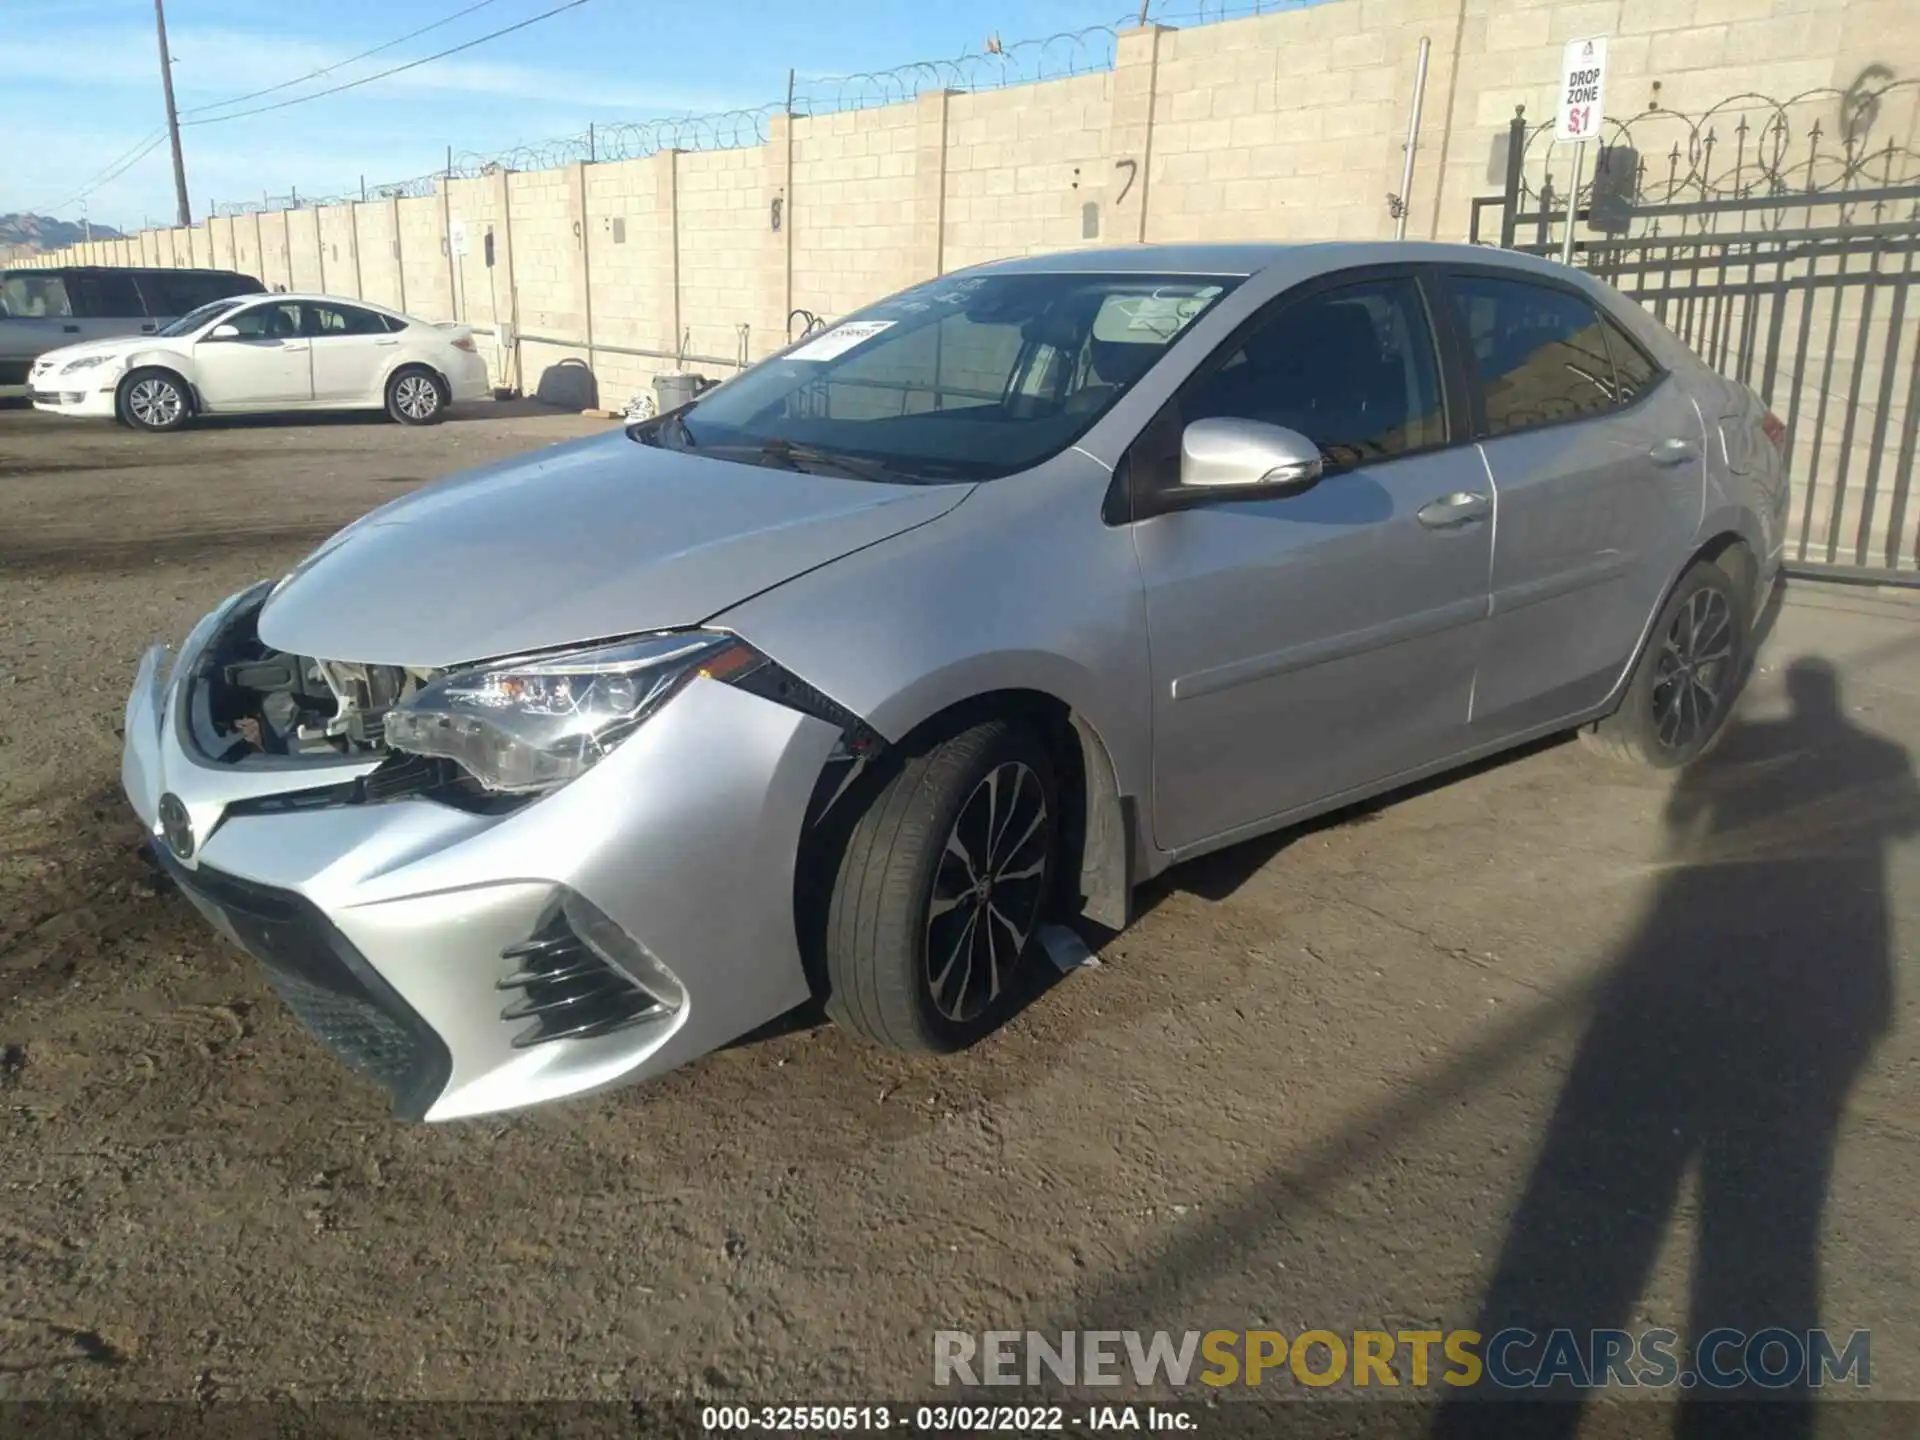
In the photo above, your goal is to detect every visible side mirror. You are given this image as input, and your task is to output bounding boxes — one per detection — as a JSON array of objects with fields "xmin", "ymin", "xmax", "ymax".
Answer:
[
  {"xmin": 207, "ymin": 322, "xmax": 240, "ymax": 341},
  {"xmin": 1171, "ymin": 417, "xmax": 1324, "ymax": 505}
]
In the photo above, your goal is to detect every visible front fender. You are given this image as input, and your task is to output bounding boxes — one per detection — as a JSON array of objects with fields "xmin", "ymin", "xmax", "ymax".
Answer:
[
  {"xmin": 714, "ymin": 456, "xmax": 1153, "ymax": 807},
  {"xmin": 119, "ymin": 347, "xmax": 196, "ymax": 378}
]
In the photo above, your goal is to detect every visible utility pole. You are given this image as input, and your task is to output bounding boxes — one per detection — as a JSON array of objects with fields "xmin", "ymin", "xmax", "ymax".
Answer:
[{"xmin": 154, "ymin": 0, "xmax": 191, "ymax": 226}]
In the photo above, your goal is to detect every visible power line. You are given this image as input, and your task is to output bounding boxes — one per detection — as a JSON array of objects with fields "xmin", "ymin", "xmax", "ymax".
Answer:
[
  {"xmin": 25, "ymin": 0, "xmax": 513, "ymax": 217},
  {"xmin": 181, "ymin": 0, "xmax": 594, "ymax": 127},
  {"xmin": 31, "ymin": 128, "xmax": 170, "ymax": 216},
  {"xmin": 177, "ymin": 0, "xmax": 505, "ymax": 119}
]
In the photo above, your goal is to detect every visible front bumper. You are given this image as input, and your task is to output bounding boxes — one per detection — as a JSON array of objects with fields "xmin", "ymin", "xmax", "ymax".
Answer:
[
  {"xmin": 122, "ymin": 599, "xmax": 840, "ymax": 1121},
  {"xmin": 28, "ymin": 363, "xmax": 119, "ymax": 417}
]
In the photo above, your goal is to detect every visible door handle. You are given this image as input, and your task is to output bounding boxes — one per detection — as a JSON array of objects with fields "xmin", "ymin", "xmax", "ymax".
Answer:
[
  {"xmin": 374, "ymin": 338, "xmax": 399, "ymax": 347},
  {"xmin": 1649, "ymin": 437, "xmax": 1698, "ymax": 466},
  {"xmin": 140, "ymin": 323, "xmax": 156, "ymax": 333},
  {"xmin": 282, "ymin": 343, "xmax": 310, "ymax": 353},
  {"xmin": 62, "ymin": 324, "xmax": 80, "ymax": 333},
  {"xmin": 1417, "ymin": 491, "xmax": 1491, "ymax": 529}
]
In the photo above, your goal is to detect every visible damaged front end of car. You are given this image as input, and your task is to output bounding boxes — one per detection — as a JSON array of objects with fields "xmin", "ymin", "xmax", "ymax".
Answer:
[
  {"xmin": 175, "ymin": 584, "xmax": 518, "ymax": 814},
  {"xmin": 176, "ymin": 582, "xmax": 885, "ymax": 819}
]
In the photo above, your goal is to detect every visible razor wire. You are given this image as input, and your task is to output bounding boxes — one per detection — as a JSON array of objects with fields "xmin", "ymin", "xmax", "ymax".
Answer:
[{"xmin": 201, "ymin": 4, "xmax": 1309, "ymax": 217}]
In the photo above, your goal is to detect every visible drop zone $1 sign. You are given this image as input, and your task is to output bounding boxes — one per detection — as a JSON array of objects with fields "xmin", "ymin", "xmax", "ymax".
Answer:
[{"xmin": 1558, "ymin": 35, "xmax": 1608, "ymax": 142}]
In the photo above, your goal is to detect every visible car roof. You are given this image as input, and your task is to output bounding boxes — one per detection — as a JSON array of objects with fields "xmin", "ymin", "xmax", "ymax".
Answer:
[
  {"xmin": 232, "ymin": 292, "xmax": 409, "ymax": 316},
  {"xmin": 54, "ymin": 265, "xmax": 256, "ymax": 276},
  {"xmin": 968, "ymin": 240, "xmax": 1593, "ymax": 286}
]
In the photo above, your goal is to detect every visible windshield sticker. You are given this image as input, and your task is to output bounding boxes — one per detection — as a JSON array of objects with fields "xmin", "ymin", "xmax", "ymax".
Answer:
[
  {"xmin": 1098, "ymin": 286, "xmax": 1225, "ymax": 342},
  {"xmin": 789, "ymin": 320, "xmax": 896, "ymax": 360}
]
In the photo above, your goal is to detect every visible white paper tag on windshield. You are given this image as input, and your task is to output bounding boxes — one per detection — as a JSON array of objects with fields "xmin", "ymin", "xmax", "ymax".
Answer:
[{"xmin": 789, "ymin": 320, "xmax": 894, "ymax": 360}]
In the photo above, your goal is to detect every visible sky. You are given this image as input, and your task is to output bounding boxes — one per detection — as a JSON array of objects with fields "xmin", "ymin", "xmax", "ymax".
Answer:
[{"xmin": 0, "ymin": 0, "xmax": 1256, "ymax": 232}]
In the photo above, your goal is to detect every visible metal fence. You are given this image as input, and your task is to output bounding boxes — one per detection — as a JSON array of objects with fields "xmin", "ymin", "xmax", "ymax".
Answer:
[{"xmin": 1472, "ymin": 81, "xmax": 1920, "ymax": 583}]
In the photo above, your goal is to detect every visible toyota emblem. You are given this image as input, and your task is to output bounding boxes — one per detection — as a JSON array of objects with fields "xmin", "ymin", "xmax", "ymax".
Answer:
[{"xmin": 158, "ymin": 793, "xmax": 195, "ymax": 860}]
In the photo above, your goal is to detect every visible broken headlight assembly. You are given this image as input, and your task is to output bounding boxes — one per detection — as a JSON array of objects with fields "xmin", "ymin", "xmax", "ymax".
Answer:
[{"xmin": 383, "ymin": 631, "xmax": 877, "ymax": 796}]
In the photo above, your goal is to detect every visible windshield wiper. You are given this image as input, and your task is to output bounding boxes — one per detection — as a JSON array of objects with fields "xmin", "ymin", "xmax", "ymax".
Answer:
[{"xmin": 750, "ymin": 439, "xmax": 916, "ymax": 483}]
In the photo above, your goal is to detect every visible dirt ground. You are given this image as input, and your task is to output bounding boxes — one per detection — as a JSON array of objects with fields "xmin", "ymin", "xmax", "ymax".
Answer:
[{"xmin": 3, "ymin": 399, "xmax": 1918, "ymax": 1421}]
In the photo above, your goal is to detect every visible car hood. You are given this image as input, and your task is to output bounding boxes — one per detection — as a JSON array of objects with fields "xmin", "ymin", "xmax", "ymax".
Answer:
[
  {"xmin": 257, "ymin": 428, "xmax": 974, "ymax": 668},
  {"xmin": 30, "ymin": 335, "xmax": 152, "ymax": 369}
]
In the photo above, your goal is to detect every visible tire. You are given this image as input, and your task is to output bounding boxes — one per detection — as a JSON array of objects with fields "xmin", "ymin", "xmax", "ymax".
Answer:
[
  {"xmin": 824, "ymin": 719, "xmax": 1059, "ymax": 1053},
  {"xmin": 1580, "ymin": 560, "xmax": 1749, "ymax": 768},
  {"xmin": 118, "ymin": 368, "xmax": 191, "ymax": 432},
  {"xmin": 386, "ymin": 366, "xmax": 447, "ymax": 425}
]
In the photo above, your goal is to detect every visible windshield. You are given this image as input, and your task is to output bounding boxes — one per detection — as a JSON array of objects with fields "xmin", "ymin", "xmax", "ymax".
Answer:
[
  {"xmin": 156, "ymin": 297, "xmax": 246, "ymax": 338},
  {"xmin": 639, "ymin": 271, "xmax": 1239, "ymax": 481}
]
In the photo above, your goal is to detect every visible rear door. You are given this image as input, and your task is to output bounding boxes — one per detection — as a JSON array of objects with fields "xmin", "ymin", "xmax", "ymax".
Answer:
[
  {"xmin": 1443, "ymin": 268, "xmax": 1704, "ymax": 740},
  {"xmin": 303, "ymin": 301, "xmax": 397, "ymax": 403},
  {"xmin": 1134, "ymin": 269, "xmax": 1492, "ymax": 850},
  {"xmin": 192, "ymin": 299, "xmax": 312, "ymax": 407}
]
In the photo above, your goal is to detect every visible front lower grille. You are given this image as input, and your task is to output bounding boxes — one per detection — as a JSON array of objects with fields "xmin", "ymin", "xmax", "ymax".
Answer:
[
  {"xmin": 498, "ymin": 914, "xmax": 670, "ymax": 1048},
  {"xmin": 152, "ymin": 847, "xmax": 451, "ymax": 1119}
]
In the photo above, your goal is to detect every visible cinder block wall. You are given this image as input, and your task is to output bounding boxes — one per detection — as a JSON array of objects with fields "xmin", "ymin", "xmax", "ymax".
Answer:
[{"xmin": 27, "ymin": 0, "xmax": 1920, "ymax": 406}]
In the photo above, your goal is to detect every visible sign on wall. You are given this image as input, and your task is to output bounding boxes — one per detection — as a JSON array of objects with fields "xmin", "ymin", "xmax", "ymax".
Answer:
[
  {"xmin": 1557, "ymin": 36, "xmax": 1608, "ymax": 142},
  {"xmin": 449, "ymin": 219, "xmax": 469, "ymax": 258}
]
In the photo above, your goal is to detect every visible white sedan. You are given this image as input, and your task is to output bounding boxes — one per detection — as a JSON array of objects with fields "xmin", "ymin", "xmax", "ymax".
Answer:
[{"xmin": 28, "ymin": 293, "xmax": 492, "ymax": 431}]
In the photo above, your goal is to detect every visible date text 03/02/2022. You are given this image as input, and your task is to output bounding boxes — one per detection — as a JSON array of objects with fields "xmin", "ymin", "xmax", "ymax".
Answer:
[{"xmin": 699, "ymin": 1404, "xmax": 1189, "ymax": 1432}]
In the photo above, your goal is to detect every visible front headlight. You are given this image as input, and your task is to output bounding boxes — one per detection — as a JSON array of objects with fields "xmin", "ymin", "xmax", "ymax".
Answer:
[
  {"xmin": 384, "ymin": 631, "xmax": 766, "ymax": 794},
  {"xmin": 61, "ymin": 355, "xmax": 112, "ymax": 373}
]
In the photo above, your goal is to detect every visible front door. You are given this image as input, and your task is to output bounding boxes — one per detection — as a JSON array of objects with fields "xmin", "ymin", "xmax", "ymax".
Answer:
[
  {"xmin": 1134, "ymin": 272, "xmax": 1492, "ymax": 852},
  {"xmin": 69, "ymin": 271, "xmax": 153, "ymax": 343},
  {"xmin": 193, "ymin": 299, "xmax": 312, "ymax": 408},
  {"xmin": 1442, "ymin": 270, "xmax": 1704, "ymax": 739}
]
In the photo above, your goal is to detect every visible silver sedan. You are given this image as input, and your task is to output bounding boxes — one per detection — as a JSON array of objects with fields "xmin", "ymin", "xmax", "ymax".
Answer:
[{"xmin": 122, "ymin": 241, "xmax": 1789, "ymax": 1119}]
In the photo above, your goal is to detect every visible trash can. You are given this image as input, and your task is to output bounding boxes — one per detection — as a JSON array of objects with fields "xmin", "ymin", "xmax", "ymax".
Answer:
[{"xmin": 653, "ymin": 371, "xmax": 704, "ymax": 414}]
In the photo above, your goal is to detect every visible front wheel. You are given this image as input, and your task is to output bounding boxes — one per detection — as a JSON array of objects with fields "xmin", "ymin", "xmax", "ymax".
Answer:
[
  {"xmin": 824, "ymin": 720, "xmax": 1059, "ymax": 1052},
  {"xmin": 118, "ymin": 369, "xmax": 191, "ymax": 432},
  {"xmin": 1581, "ymin": 560, "xmax": 1749, "ymax": 768},
  {"xmin": 386, "ymin": 367, "xmax": 447, "ymax": 425}
]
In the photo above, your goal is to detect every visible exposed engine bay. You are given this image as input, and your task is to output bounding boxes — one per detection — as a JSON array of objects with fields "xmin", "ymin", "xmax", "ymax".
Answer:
[{"xmin": 188, "ymin": 598, "xmax": 438, "ymax": 764}]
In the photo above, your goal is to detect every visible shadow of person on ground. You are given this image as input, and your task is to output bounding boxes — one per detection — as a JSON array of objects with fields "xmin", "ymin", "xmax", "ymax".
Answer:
[{"xmin": 1435, "ymin": 658, "xmax": 1917, "ymax": 1437}]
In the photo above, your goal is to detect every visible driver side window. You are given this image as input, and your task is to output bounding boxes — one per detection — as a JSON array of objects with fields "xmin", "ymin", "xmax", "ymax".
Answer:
[
  {"xmin": 224, "ymin": 302, "xmax": 302, "ymax": 339},
  {"xmin": 1182, "ymin": 276, "xmax": 1446, "ymax": 470}
]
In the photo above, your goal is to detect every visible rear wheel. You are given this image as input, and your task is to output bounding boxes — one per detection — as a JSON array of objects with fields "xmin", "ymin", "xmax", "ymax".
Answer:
[
  {"xmin": 118, "ymin": 368, "xmax": 191, "ymax": 432},
  {"xmin": 386, "ymin": 366, "xmax": 447, "ymax": 425},
  {"xmin": 824, "ymin": 720, "xmax": 1058, "ymax": 1052},
  {"xmin": 1580, "ymin": 560, "xmax": 1748, "ymax": 768}
]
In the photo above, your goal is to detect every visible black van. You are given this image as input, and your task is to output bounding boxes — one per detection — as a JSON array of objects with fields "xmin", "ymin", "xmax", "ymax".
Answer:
[{"xmin": 0, "ymin": 266, "xmax": 266, "ymax": 385}]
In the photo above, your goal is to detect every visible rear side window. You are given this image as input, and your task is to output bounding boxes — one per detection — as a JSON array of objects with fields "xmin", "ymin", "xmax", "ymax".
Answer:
[
  {"xmin": 1449, "ymin": 274, "xmax": 1617, "ymax": 436},
  {"xmin": 139, "ymin": 272, "xmax": 262, "ymax": 316},
  {"xmin": 1599, "ymin": 313, "xmax": 1659, "ymax": 405},
  {"xmin": 0, "ymin": 273, "xmax": 72, "ymax": 318},
  {"xmin": 70, "ymin": 272, "xmax": 145, "ymax": 318},
  {"xmin": 305, "ymin": 302, "xmax": 391, "ymax": 336},
  {"xmin": 209, "ymin": 272, "xmax": 265, "ymax": 298},
  {"xmin": 1182, "ymin": 276, "xmax": 1447, "ymax": 469}
]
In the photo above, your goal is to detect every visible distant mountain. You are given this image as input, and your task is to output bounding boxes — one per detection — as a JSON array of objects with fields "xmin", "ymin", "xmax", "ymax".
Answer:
[{"xmin": 0, "ymin": 213, "xmax": 126, "ymax": 253}]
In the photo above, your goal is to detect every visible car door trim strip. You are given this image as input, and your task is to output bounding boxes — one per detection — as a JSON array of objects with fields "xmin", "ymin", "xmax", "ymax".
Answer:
[{"xmin": 1171, "ymin": 594, "xmax": 1488, "ymax": 702}]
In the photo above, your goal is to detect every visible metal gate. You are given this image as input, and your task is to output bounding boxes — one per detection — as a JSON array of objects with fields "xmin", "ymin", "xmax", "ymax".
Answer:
[{"xmin": 1470, "ymin": 82, "xmax": 1920, "ymax": 583}]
